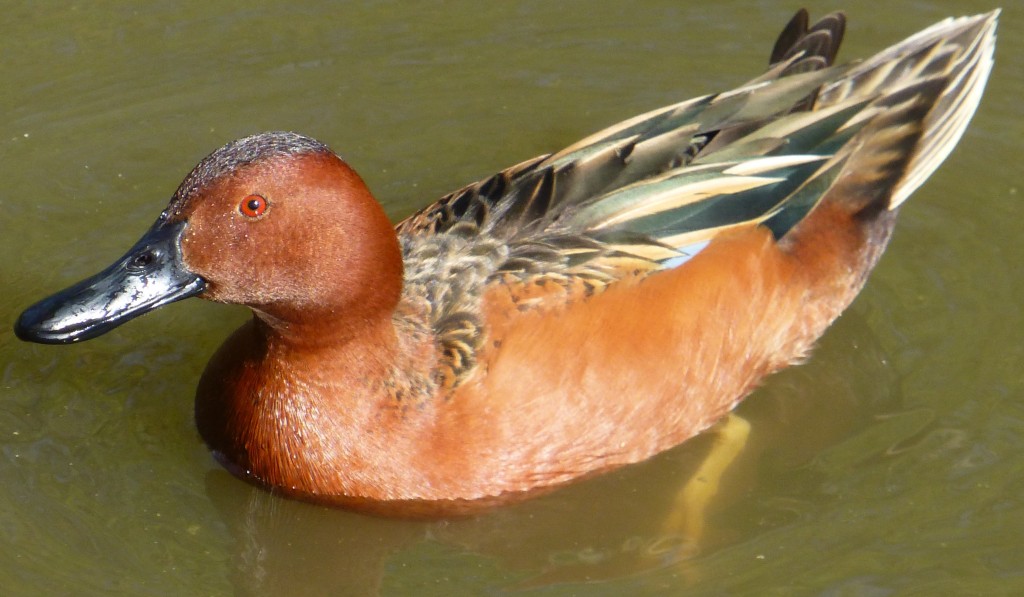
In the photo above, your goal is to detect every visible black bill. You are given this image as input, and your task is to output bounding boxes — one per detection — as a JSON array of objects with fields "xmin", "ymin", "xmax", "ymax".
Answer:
[{"xmin": 15, "ymin": 216, "xmax": 206, "ymax": 344}]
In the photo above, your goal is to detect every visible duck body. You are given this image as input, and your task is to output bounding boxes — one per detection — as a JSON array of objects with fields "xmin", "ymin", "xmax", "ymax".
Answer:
[{"xmin": 15, "ymin": 10, "xmax": 997, "ymax": 516}]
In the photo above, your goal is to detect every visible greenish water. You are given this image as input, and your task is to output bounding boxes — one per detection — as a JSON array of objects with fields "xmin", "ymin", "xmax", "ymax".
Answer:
[{"xmin": 1, "ymin": 1, "xmax": 1021, "ymax": 595}]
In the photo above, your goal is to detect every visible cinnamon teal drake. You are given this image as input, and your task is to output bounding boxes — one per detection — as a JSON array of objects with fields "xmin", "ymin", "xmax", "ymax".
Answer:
[{"xmin": 15, "ymin": 10, "xmax": 998, "ymax": 516}]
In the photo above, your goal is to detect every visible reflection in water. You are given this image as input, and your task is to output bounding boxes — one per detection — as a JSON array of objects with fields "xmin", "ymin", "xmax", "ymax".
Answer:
[
  {"xmin": 208, "ymin": 309, "xmax": 896, "ymax": 593},
  {"xmin": 205, "ymin": 472, "xmax": 418, "ymax": 596}
]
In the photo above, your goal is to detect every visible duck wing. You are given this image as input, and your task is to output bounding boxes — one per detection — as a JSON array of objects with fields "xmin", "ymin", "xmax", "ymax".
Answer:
[
  {"xmin": 396, "ymin": 10, "xmax": 846, "ymax": 247},
  {"xmin": 396, "ymin": 10, "xmax": 996, "ymax": 387}
]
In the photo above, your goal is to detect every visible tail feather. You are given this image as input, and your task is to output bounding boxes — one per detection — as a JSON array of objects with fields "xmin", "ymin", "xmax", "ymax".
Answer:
[
  {"xmin": 771, "ymin": 10, "xmax": 846, "ymax": 67},
  {"xmin": 891, "ymin": 14, "xmax": 997, "ymax": 207},
  {"xmin": 816, "ymin": 11, "xmax": 998, "ymax": 208},
  {"xmin": 823, "ymin": 77, "xmax": 948, "ymax": 217}
]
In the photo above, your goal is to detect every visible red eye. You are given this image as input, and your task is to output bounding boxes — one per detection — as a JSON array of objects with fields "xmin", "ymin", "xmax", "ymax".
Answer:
[{"xmin": 239, "ymin": 194, "xmax": 268, "ymax": 218}]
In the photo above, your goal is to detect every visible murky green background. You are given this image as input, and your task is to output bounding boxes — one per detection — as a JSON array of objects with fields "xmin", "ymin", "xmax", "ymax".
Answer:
[{"xmin": 1, "ymin": 1, "xmax": 1021, "ymax": 595}]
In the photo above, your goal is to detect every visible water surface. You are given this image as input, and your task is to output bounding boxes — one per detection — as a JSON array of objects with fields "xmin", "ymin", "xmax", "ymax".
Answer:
[{"xmin": 1, "ymin": 1, "xmax": 1021, "ymax": 595}]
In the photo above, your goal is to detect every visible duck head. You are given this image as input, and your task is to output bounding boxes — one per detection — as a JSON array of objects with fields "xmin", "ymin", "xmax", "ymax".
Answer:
[{"xmin": 16, "ymin": 131, "xmax": 403, "ymax": 345}]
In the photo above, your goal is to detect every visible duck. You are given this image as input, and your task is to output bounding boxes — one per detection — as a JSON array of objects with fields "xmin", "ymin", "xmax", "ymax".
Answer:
[{"xmin": 15, "ymin": 10, "xmax": 998, "ymax": 517}]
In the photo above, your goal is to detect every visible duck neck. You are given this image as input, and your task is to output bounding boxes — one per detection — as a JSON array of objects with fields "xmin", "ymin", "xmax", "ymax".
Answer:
[{"xmin": 251, "ymin": 303, "xmax": 401, "ymax": 358}]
